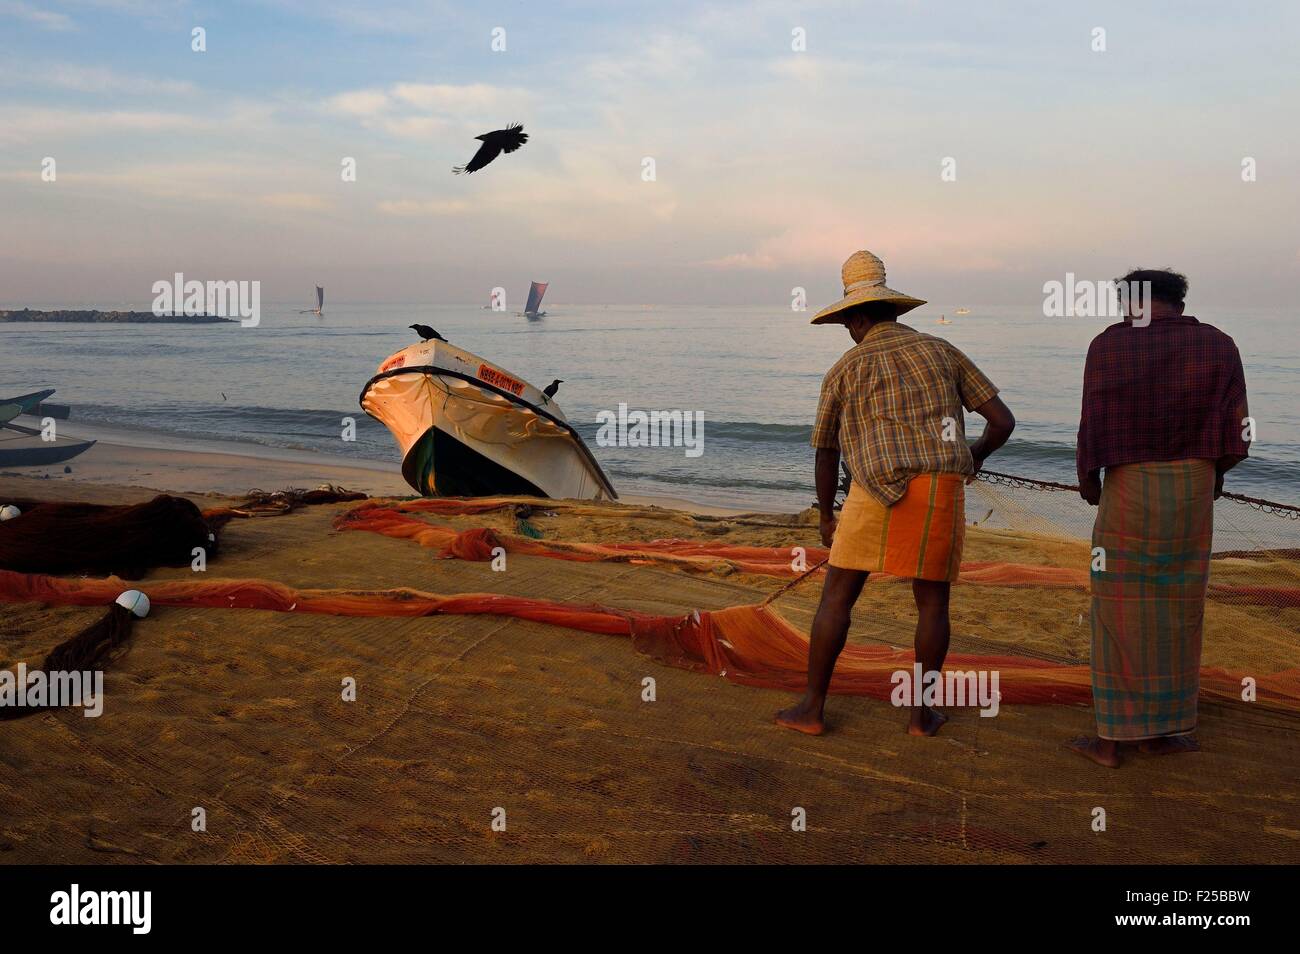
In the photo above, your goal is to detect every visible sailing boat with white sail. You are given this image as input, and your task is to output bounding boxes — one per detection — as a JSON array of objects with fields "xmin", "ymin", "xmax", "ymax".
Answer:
[{"xmin": 299, "ymin": 285, "xmax": 324, "ymax": 316}]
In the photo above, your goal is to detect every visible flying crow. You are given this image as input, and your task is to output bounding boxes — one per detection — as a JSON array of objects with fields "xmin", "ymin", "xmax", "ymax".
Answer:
[
  {"xmin": 410, "ymin": 324, "xmax": 447, "ymax": 342},
  {"xmin": 542, "ymin": 379, "xmax": 562, "ymax": 400},
  {"xmin": 453, "ymin": 123, "xmax": 528, "ymax": 175}
]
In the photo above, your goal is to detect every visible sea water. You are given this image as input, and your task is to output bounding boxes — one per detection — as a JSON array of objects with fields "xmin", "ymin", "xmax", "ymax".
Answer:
[{"xmin": 3, "ymin": 302, "xmax": 1295, "ymax": 512}]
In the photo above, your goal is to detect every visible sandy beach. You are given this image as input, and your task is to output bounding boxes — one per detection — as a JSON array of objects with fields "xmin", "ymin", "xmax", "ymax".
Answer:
[{"xmin": 3, "ymin": 438, "xmax": 1298, "ymax": 864}]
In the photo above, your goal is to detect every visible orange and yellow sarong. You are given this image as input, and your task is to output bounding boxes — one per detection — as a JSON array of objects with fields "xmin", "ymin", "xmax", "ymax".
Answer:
[{"xmin": 829, "ymin": 474, "xmax": 965, "ymax": 581}]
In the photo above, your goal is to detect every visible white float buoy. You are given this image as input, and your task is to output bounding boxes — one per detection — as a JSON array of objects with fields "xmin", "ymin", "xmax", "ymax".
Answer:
[
  {"xmin": 0, "ymin": 504, "xmax": 21, "ymax": 521},
  {"xmin": 115, "ymin": 589, "xmax": 151, "ymax": 618}
]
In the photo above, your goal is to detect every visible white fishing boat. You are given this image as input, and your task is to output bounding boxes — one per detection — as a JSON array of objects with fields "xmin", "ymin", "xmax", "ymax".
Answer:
[
  {"xmin": 954, "ymin": 307, "xmax": 970, "ymax": 315},
  {"xmin": 359, "ymin": 340, "xmax": 616, "ymax": 500}
]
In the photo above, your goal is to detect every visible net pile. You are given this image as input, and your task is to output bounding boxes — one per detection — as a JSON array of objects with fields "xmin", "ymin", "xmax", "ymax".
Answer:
[{"xmin": 0, "ymin": 495, "xmax": 216, "ymax": 578}]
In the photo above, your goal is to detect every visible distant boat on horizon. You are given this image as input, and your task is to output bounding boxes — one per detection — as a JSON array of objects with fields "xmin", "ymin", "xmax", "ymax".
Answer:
[
  {"xmin": 518, "ymin": 281, "xmax": 548, "ymax": 319},
  {"xmin": 937, "ymin": 314, "xmax": 952, "ymax": 325},
  {"xmin": 954, "ymin": 307, "xmax": 971, "ymax": 315},
  {"xmin": 299, "ymin": 285, "xmax": 324, "ymax": 316}
]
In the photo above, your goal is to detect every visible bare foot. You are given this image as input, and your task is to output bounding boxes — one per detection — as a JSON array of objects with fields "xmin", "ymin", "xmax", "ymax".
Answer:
[
  {"xmin": 1066, "ymin": 735, "xmax": 1121, "ymax": 768},
  {"xmin": 775, "ymin": 699, "xmax": 825, "ymax": 736},
  {"xmin": 1138, "ymin": 735, "xmax": 1199, "ymax": 756},
  {"xmin": 908, "ymin": 706, "xmax": 948, "ymax": 737}
]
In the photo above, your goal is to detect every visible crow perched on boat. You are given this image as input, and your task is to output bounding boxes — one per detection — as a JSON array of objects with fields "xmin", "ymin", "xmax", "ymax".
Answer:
[
  {"xmin": 542, "ymin": 379, "xmax": 562, "ymax": 400},
  {"xmin": 452, "ymin": 123, "xmax": 528, "ymax": 175},
  {"xmin": 410, "ymin": 324, "xmax": 447, "ymax": 342}
]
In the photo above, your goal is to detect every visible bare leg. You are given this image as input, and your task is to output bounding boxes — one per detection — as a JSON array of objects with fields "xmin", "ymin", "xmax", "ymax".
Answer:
[
  {"xmin": 775, "ymin": 566, "xmax": 868, "ymax": 735},
  {"xmin": 908, "ymin": 579, "xmax": 951, "ymax": 736}
]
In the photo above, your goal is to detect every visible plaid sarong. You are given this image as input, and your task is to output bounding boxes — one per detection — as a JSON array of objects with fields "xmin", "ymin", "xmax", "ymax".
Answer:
[{"xmin": 1090, "ymin": 459, "xmax": 1215, "ymax": 741}]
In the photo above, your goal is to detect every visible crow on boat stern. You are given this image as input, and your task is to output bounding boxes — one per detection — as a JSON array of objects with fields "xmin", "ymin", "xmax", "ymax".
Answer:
[{"xmin": 410, "ymin": 324, "xmax": 447, "ymax": 342}]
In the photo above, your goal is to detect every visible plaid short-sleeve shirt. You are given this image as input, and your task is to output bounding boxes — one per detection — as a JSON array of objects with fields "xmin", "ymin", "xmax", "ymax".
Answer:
[{"xmin": 811, "ymin": 321, "xmax": 1000, "ymax": 506}]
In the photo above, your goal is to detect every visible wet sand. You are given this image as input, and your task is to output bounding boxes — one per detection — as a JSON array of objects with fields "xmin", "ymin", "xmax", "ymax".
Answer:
[{"xmin": 14, "ymin": 423, "xmax": 746, "ymax": 515}]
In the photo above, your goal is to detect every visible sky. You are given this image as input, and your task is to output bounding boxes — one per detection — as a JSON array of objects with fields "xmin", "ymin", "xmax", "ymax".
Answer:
[{"xmin": 1, "ymin": 0, "xmax": 1297, "ymax": 307}]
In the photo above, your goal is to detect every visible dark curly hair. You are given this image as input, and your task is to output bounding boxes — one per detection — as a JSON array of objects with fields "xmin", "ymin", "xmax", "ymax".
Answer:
[{"xmin": 1116, "ymin": 268, "xmax": 1188, "ymax": 306}]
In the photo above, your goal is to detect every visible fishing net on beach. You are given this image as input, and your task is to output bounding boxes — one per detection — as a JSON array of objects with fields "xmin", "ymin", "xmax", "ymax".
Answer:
[
  {"xmin": 4, "ymin": 479, "xmax": 1300, "ymax": 865},
  {"xmin": 201, "ymin": 485, "xmax": 368, "ymax": 521},
  {"xmin": 0, "ymin": 495, "xmax": 217, "ymax": 578},
  {"xmin": 4, "ymin": 480, "xmax": 1297, "ymax": 707},
  {"xmin": 970, "ymin": 470, "xmax": 1300, "ymax": 553},
  {"xmin": 966, "ymin": 471, "xmax": 1300, "ymax": 615},
  {"xmin": 0, "ymin": 487, "xmax": 370, "ymax": 581},
  {"xmin": 4, "ymin": 565, "xmax": 1299, "ymax": 713},
  {"xmin": 331, "ymin": 497, "xmax": 1300, "ymax": 609}
]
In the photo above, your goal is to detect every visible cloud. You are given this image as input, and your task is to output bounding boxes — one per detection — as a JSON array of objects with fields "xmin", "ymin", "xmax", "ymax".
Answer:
[
  {"xmin": 260, "ymin": 193, "xmax": 330, "ymax": 211},
  {"xmin": 0, "ymin": 62, "xmax": 195, "ymax": 95},
  {"xmin": 704, "ymin": 219, "xmax": 868, "ymax": 270},
  {"xmin": 259, "ymin": 0, "xmax": 449, "ymax": 35},
  {"xmin": 326, "ymin": 81, "xmax": 533, "ymax": 140},
  {"xmin": 68, "ymin": 0, "xmax": 189, "ymax": 12},
  {"xmin": 377, "ymin": 198, "xmax": 471, "ymax": 216},
  {"xmin": 703, "ymin": 214, "xmax": 1023, "ymax": 274},
  {"xmin": 380, "ymin": 116, "xmax": 447, "ymax": 138},
  {"xmin": 0, "ymin": 107, "xmax": 211, "ymax": 144},
  {"xmin": 328, "ymin": 89, "xmax": 391, "ymax": 116},
  {"xmin": 0, "ymin": 160, "xmax": 335, "ymax": 211},
  {"xmin": 584, "ymin": 32, "xmax": 708, "ymax": 85},
  {"xmin": 391, "ymin": 83, "xmax": 514, "ymax": 114},
  {"xmin": 0, "ymin": 96, "xmax": 279, "ymax": 146},
  {"xmin": 0, "ymin": 0, "xmax": 73, "ymax": 30}
]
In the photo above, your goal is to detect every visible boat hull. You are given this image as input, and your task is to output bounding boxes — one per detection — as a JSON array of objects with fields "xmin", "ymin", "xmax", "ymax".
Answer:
[
  {"xmin": 360, "ymin": 341, "xmax": 616, "ymax": 500},
  {"xmin": 402, "ymin": 427, "xmax": 547, "ymax": 497},
  {"xmin": 0, "ymin": 439, "xmax": 96, "ymax": 468}
]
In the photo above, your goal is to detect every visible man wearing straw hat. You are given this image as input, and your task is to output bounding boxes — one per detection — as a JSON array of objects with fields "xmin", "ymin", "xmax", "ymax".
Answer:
[{"xmin": 776, "ymin": 251, "xmax": 1016, "ymax": 737}]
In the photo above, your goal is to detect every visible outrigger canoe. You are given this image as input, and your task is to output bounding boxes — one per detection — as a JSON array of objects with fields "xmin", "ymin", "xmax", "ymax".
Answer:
[{"xmin": 0, "ymin": 390, "xmax": 94, "ymax": 468}]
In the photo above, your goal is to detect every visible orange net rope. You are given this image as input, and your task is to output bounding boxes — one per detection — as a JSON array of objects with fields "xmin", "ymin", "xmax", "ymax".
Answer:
[
  {"xmin": 333, "ymin": 502, "xmax": 1300, "ymax": 606},
  {"xmin": 4, "ymin": 569, "xmax": 1298, "ymax": 711}
]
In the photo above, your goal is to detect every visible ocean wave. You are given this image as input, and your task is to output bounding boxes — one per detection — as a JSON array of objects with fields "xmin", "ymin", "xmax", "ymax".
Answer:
[
  {"xmin": 571, "ymin": 418, "xmax": 814, "ymax": 444},
  {"xmin": 52, "ymin": 401, "xmax": 1300, "ymax": 506}
]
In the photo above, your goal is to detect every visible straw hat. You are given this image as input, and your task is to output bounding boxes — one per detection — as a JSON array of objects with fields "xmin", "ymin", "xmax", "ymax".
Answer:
[{"xmin": 811, "ymin": 250, "xmax": 926, "ymax": 324}]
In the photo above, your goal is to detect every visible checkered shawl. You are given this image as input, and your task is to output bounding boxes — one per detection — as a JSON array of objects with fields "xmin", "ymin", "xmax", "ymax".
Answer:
[
  {"xmin": 811, "ymin": 322, "xmax": 999, "ymax": 506},
  {"xmin": 1076, "ymin": 316, "xmax": 1249, "ymax": 484}
]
